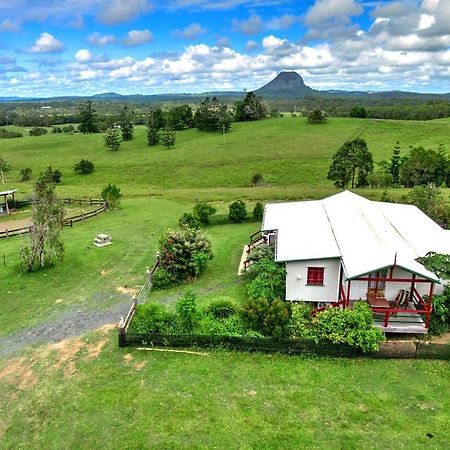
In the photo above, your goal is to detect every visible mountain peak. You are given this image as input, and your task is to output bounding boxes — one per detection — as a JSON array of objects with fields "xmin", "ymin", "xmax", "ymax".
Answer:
[{"xmin": 255, "ymin": 71, "xmax": 318, "ymax": 99}]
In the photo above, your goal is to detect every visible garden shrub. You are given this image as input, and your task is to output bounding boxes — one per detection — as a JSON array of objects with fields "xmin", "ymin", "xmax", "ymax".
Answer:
[
  {"xmin": 129, "ymin": 302, "xmax": 175, "ymax": 334},
  {"xmin": 175, "ymin": 290, "xmax": 200, "ymax": 332},
  {"xmin": 289, "ymin": 302, "xmax": 313, "ymax": 339},
  {"xmin": 197, "ymin": 314, "xmax": 247, "ymax": 337},
  {"xmin": 246, "ymin": 244, "xmax": 274, "ymax": 267},
  {"xmin": 229, "ymin": 200, "xmax": 247, "ymax": 223},
  {"xmin": 193, "ymin": 201, "xmax": 216, "ymax": 225},
  {"xmin": 310, "ymin": 302, "xmax": 385, "ymax": 352},
  {"xmin": 204, "ymin": 298, "xmax": 238, "ymax": 319},
  {"xmin": 253, "ymin": 202, "xmax": 264, "ymax": 221},
  {"xmin": 154, "ymin": 227, "xmax": 213, "ymax": 288},
  {"xmin": 265, "ymin": 299, "xmax": 292, "ymax": 338},
  {"xmin": 242, "ymin": 297, "xmax": 270, "ymax": 334},
  {"xmin": 151, "ymin": 267, "xmax": 173, "ymax": 290},
  {"xmin": 179, "ymin": 212, "xmax": 200, "ymax": 230},
  {"xmin": 428, "ymin": 286, "xmax": 450, "ymax": 335},
  {"xmin": 242, "ymin": 297, "xmax": 291, "ymax": 337},
  {"xmin": 246, "ymin": 258, "xmax": 286, "ymax": 301}
]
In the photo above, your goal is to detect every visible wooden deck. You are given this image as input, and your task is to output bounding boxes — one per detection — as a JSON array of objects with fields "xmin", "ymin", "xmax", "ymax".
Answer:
[{"xmin": 372, "ymin": 302, "xmax": 427, "ymax": 334}]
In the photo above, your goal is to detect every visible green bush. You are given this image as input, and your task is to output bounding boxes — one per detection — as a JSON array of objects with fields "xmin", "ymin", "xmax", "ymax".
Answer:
[
  {"xmin": 253, "ymin": 202, "xmax": 264, "ymax": 221},
  {"xmin": 101, "ymin": 183, "xmax": 122, "ymax": 210},
  {"xmin": 251, "ymin": 172, "xmax": 263, "ymax": 186},
  {"xmin": 289, "ymin": 302, "xmax": 313, "ymax": 339},
  {"xmin": 155, "ymin": 227, "xmax": 213, "ymax": 287},
  {"xmin": 152, "ymin": 267, "xmax": 173, "ymax": 290},
  {"xmin": 129, "ymin": 302, "xmax": 175, "ymax": 334},
  {"xmin": 20, "ymin": 167, "xmax": 32, "ymax": 182},
  {"xmin": 242, "ymin": 297, "xmax": 291, "ymax": 337},
  {"xmin": 229, "ymin": 200, "xmax": 247, "ymax": 223},
  {"xmin": 204, "ymin": 299, "xmax": 238, "ymax": 319},
  {"xmin": 193, "ymin": 201, "xmax": 216, "ymax": 225},
  {"xmin": 178, "ymin": 213, "xmax": 200, "ymax": 230},
  {"xmin": 246, "ymin": 258, "xmax": 286, "ymax": 301},
  {"xmin": 311, "ymin": 302, "xmax": 385, "ymax": 352},
  {"xmin": 176, "ymin": 290, "xmax": 200, "ymax": 333},
  {"xmin": 29, "ymin": 127, "xmax": 48, "ymax": 136},
  {"xmin": 428, "ymin": 286, "xmax": 450, "ymax": 335},
  {"xmin": 74, "ymin": 159, "xmax": 95, "ymax": 175},
  {"xmin": 197, "ymin": 314, "xmax": 247, "ymax": 337}
]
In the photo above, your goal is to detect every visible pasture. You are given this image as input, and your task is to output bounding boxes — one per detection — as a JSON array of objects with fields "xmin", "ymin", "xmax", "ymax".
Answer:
[{"xmin": 0, "ymin": 116, "xmax": 449, "ymax": 448}]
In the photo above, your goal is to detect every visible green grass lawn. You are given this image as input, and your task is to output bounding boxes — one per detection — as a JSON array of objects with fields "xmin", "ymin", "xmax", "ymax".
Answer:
[{"xmin": 0, "ymin": 327, "xmax": 448, "ymax": 449}]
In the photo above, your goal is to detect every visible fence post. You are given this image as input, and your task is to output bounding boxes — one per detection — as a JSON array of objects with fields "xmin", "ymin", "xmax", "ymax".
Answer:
[
  {"xmin": 146, "ymin": 267, "xmax": 152, "ymax": 289},
  {"xmin": 5, "ymin": 229, "xmax": 9, "ymax": 238},
  {"xmin": 118, "ymin": 316, "xmax": 126, "ymax": 347},
  {"xmin": 81, "ymin": 213, "xmax": 85, "ymax": 221}
]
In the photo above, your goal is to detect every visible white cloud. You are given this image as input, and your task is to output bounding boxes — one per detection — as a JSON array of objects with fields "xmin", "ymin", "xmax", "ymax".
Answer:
[
  {"xmin": 268, "ymin": 14, "xmax": 298, "ymax": 30},
  {"xmin": 27, "ymin": 33, "xmax": 64, "ymax": 54},
  {"xmin": 232, "ymin": 12, "xmax": 265, "ymax": 35},
  {"xmin": 172, "ymin": 23, "xmax": 207, "ymax": 39},
  {"xmin": 123, "ymin": 29, "xmax": 154, "ymax": 46},
  {"xmin": 75, "ymin": 49, "xmax": 92, "ymax": 63},
  {"xmin": 0, "ymin": 19, "xmax": 20, "ymax": 33},
  {"xmin": 245, "ymin": 40, "xmax": 259, "ymax": 51},
  {"xmin": 304, "ymin": 0, "xmax": 363, "ymax": 26},
  {"xmin": 88, "ymin": 32, "xmax": 117, "ymax": 47},
  {"xmin": 98, "ymin": 0, "xmax": 153, "ymax": 25}
]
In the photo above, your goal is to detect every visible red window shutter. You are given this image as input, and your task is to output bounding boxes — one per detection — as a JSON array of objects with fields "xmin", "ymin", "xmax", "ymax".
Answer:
[{"xmin": 307, "ymin": 267, "xmax": 324, "ymax": 285}]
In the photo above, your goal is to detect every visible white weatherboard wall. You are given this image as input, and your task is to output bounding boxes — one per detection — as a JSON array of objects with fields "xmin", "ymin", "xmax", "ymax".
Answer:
[{"xmin": 286, "ymin": 258, "xmax": 341, "ymax": 301}]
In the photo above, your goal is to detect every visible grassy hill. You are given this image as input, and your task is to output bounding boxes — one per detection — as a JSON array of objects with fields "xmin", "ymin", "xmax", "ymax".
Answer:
[
  {"xmin": 0, "ymin": 116, "xmax": 449, "ymax": 448},
  {"xmin": 1, "ymin": 116, "xmax": 449, "ymax": 201}
]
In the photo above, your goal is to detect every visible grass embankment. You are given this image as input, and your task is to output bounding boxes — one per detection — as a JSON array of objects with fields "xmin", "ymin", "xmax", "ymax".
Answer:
[{"xmin": 0, "ymin": 327, "xmax": 448, "ymax": 449}]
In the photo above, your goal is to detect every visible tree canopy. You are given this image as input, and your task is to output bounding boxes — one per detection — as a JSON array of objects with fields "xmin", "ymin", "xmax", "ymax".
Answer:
[
  {"xmin": 234, "ymin": 92, "xmax": 267, "ymax": 122},
  {"xmin": 78, "ymin": 100, "xmax": 99, "ymax": 134},
  {"xmin": 194, "ymin": 97, "xmax": 231, "ymax": 133},
  {"xmin": 327, "ymin": 138, "xmax": 374, "ymax": 188}
]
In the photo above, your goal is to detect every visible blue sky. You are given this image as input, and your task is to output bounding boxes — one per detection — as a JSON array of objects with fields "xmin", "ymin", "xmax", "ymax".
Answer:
[{"xmin": 0, "ymin": 0, "xmax": 449, "ymax": 97}]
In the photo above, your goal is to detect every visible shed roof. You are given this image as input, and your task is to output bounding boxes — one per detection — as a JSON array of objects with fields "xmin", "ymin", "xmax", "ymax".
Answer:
[
  {"xmin": 262, "ymin": 191, "xmax": 444, "ymax": 282},
  {"xmin": 0, "ymin": 189, "xmax": 17, "ymax": 196}
]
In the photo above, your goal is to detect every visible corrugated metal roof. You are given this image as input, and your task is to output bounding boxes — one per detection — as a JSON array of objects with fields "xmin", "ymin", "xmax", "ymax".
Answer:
[
  {"xmin": 263, "ymin": 191, "xmax": 445, "ymax": 282},
  {"xmin": 0, "ymin": 189, "xmax": 17, "ymax": 196}
]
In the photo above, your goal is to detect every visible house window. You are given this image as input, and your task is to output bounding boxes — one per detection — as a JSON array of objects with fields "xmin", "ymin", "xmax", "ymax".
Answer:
[{"xmin": 307, "ymin": 267, "xmax": 324, "ymax": 285}]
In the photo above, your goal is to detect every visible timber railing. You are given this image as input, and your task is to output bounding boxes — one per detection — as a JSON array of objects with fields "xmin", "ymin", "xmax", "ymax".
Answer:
[
  {"xmin": 0, "ymin": 198, "xmax": 108, "ymax": 239},
  {"xmin": 118, "ymin": 263, "xmax": 159, "ymax": 346}
]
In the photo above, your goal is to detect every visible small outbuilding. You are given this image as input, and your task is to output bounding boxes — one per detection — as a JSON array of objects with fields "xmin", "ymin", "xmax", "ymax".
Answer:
[
  {"xmin": 0, "ymin": 189, "xmax": 17, "ymax": 215},
  {"xmin": 244, "ymin": 191, "xmax": 450, "ymax": 334}
]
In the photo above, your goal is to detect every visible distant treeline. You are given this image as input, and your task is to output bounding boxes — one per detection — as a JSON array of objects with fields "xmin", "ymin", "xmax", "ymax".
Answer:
[{"xmin": 1, "ymin": 95, "xmax": 450, "ymax": 126}]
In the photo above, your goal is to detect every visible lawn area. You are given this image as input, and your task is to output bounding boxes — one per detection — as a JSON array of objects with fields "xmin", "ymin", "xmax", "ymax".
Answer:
[
  {"xmin": 0, "ymin": 197, "xmax": 254, "ymax": 336},
  {"xmin": 0, "ymin": 327, "xmax": 448, "ymax": 449}
]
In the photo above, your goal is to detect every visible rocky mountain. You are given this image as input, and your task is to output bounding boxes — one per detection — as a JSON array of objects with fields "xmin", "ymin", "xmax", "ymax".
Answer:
[{"xmin": 255, "ymin": 71, "xmax": 319, "ymax": 99}]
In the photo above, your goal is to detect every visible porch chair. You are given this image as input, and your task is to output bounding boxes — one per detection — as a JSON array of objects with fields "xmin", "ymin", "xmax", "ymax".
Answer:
[{"xmin": 391, "ymin": 289, "xmax": 410, "ymax": 309}]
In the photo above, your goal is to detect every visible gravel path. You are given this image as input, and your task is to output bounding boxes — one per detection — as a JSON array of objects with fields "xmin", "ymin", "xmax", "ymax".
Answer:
[
  {"xmin": 0, "ymin": 299, "xmax": 131, "ymax": 358},
  {"xmin": 0, "ymin": 279, "xmax": 242, "ymax": 359}
]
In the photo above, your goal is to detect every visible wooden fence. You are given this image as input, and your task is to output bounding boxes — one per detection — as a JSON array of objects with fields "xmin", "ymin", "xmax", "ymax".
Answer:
[
  {"xmin": 118, "ymin": 264, "xmax": 159, "ymax": 346},
  {"xmin": 0, "ymin": 198, "xmax": 108, "ymax": 239}
]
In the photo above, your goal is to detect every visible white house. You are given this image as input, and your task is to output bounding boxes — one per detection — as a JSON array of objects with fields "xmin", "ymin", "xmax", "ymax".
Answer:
[{"xmin": 257, "ymin": 191, "xmax": 450, "ymax": 333}]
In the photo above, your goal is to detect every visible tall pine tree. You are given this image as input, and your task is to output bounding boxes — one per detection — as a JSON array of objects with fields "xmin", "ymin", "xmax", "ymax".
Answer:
[
  {"xmin": 390, "ymin": 141, "xmax": 401, "ymax": 187},
  {"xmin": 118, "ymin": 106, "xmax": 134, "ymax": 141},
  {"xmin": 78, "ymin": 100, "xmax": 99, "ymax": 134}
]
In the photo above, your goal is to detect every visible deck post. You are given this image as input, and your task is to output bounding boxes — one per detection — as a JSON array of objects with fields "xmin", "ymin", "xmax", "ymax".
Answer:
[
  {"xmin": 410, "ymin": 274, "xmax": 416, "ymax": 304},
  {"xmin": 425, "ymin": 282, "xmax": 434, "ymax": 329},
  {"xmin": 346, "ymin": 279, "xmax": 351, "ymax": 309}
]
